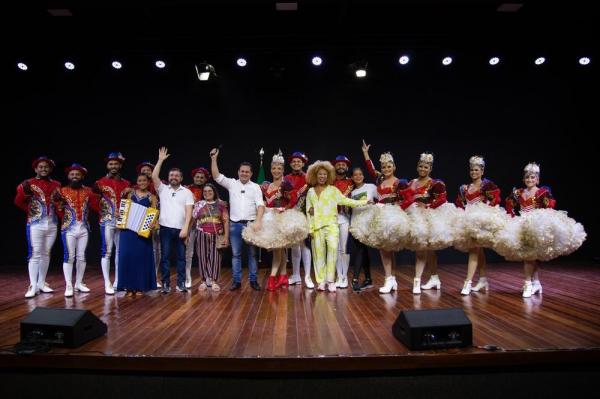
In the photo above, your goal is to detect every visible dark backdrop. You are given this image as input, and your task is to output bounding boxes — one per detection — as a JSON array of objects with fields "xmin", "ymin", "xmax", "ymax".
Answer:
[{"xmin": 2, "ymin": 45, "xmax": 597, "ymax": 268}]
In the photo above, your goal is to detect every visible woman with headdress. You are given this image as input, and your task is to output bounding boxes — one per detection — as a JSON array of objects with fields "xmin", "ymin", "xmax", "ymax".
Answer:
[
  {"xmin": 305, "ymin": 161, "xmax": 368, "ymax": 292},
  {"xmin": 500, "ymin": 162, "xmax": 585, "ymax": 297},
  {"xmin": 454, "ymin": 155, "xmax": 502, "ymax": 295},
  {"xmin": 399, "ymin": 152, "xmax": 454, "ymax": 294},
  {"xmin": 359, "ymin": 140, "xmax": 410, "ymax": 293}
]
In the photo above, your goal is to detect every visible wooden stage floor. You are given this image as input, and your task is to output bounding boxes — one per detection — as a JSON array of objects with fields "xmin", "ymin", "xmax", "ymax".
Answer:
[{"xmin": 1, "ymin": 262, "xmax": 599, "ymax": 373}]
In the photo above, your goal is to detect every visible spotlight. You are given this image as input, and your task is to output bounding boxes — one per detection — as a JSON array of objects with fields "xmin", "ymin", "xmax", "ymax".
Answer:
[
  {"xmin": 195, "ymin": 62, "xmax": 216, "ymax": 81},
  {"xmin": 534, "ymin": 57, "xmax": 546, "ymax": 65},
  {"xmin": 236, "ymin": 58, "xmax": 247, "ymax": 67},
  {"xmin": 355, "ymin": 69, "xmax": 366, "ymax": 78},
  {"xmin": 489, "ymin": 57, "xmax": 500, "ymax": 65},
  {"xmin": 578, "ymin": 57, "xmax": 590, "ymax": 66},
  {"xmin": 398, "ymin": 55, "xmax": 410, "ymax": 65},
  {"xmin": 350, "ymin": 60, "xmax": 368, "ymax": 78},
  {"xmin": 111, "ymin": 61, "xmax": 122, "ymax": 69},
  {"xmin": 17, "ymin": 62, "xmax": 28, "ymax": 71},
  {"xmin": 155, "ymin": 60, "xmax": 166, "ymax": 69},
  {"xmin": 64, "ymin": 61, "xmax": 75, "ymax": 70},
  {"xmin": 312, "ymin": 56, "xmax": 322, "ymax": 66},
  {"xmin": 442, "ymin": 57, "xmax": 453, "ymax": 66}
]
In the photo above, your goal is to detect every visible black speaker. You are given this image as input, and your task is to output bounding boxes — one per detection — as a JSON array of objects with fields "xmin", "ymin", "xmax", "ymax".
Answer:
[
  {"xmin": 392, "ymin": 308, "xmax": 472, "ymax": 350},
  {"xmin": 20, "ymin": 307, "xmax": 107, "ymax": 348}
]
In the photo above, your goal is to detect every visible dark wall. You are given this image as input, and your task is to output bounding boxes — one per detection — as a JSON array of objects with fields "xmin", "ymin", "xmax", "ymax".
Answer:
[{"xmin": 3, "ymin": 50, "xmax": 597, "ymax": 266}]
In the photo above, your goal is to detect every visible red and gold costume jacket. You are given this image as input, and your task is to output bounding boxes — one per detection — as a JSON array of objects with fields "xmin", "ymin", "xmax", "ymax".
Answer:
[
  {"xmin": 92, "ymin": 176, "xmax": 131, "ymax": 225},
  {"xmin": 398, "ymin": 178, "xmax": 447, "ymax": 210},
  {"xmin": 261, "ymin": 178, "xmax": 296, "ymax": 209},
  {"xmin": 14, "ymin": 177, "xmax": 61, "ymax": 225},
  {"xmin": 365, "ymin": 159, "xmax": 409, "ymax": 205},
  {"xmin": 285, "ymin": 171, "xmax": 308, "ymax": 212},
  {"xmin": 186, "ymin": 184, "xmax": 205, "ymax": 203},
  {"xmin": 505, "ymin": 186, "xmax": 556, "ymax": 216},
  {"xmin": 57, "ymin": 185, "xmax": 94, "ymax": 232},
  {"xmin": 455, "ymin": 179, "xmax": 501, "ymax": 209}
]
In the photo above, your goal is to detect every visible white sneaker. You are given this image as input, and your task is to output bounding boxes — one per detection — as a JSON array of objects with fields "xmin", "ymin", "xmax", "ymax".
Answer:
[
  {"xmin": 338, "ymin": 276, "xmax": 348, "ymax": 289},
  {"xmin": 471, "ymin": 277, "xmax": 489, "ymax": 292},
  {"xmin": 412, "ymin": 278, "xmax": 421, "ymax": 294},
  {"xmin": 334, "ymin": 278, "xmax": 342, "ymax": 288},
  {"xmin": 156, "ymin": 280, "xmax": 162, "ymax": 288},
  {"xmin": 421, "ymin": 275, "xmax": 441, "ymax": 290},
  {"xmin": 288, "ymin": 275, "xmax": 302, "ymax": 285},
  {"xmin": 532, "ymin": 280, "xmax": 543, "ymax": 295},
  {"xmin": 25, "ymin": 285, "xmax": 37, "ymax": 298},
  {"xmin": 65, "ymin": 284, "xmax": 74, "ymax": 297},
  {"xmin": 185, "ymin": 276, "xmax": 192, "ymax": 289},
  {"xmin": 75, "ymin": 283, "xmax": 90, "ymax": 293},
  {"xmin": 327, "ymin": 282, "xmax": 337, "ymax": 292},
  {"xmin": 522, "ymin": 280, "xmax": 533, "ymax": 298},
  {"xmin": 304, "ymin": 275, "xmax": 315, "ymax": 289},
  {"xmin": 461, "ymin": 280, "xmax": 472, "ymax": 296},
  {"xmin": 105, "ymin": 283, "xmax": 115, "ymax": 295},
  {"xmin": 317, "ymin": 282, "xmax": 326, "ymax": 291},
  {"xmin": 38, "ymin": 282, "xmax": 54, "ymax": 293},
  {"xmin": 379, "ymin": 276, "xmax": 398, "ymax": 294}
]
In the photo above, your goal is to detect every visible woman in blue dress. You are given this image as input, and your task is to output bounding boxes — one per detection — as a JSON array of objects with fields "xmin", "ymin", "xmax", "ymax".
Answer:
[{"xmin": 117, "ymin": 174, "xmax": 159, "ymax": 296}]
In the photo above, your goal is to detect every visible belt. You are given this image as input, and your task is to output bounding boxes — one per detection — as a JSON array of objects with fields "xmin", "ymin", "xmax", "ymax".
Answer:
[{"xmin": 232, "ymin": 219, "xmax": 254, "ymax": 224}]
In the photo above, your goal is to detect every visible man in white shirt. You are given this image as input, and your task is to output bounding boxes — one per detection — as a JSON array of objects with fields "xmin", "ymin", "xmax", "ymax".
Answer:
[
  {"xmin": 152, "ymin": 147, "xmax": 194, "ymax": 293},
  {"xmin": 210, "ymin": 147, "xmax": 264, "ymax": 291}
]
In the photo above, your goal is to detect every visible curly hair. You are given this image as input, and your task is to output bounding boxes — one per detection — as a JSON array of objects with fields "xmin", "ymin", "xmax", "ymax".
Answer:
[{"xmin": 306, "ymin": 160, "xmax": 335, "ymax": 186}]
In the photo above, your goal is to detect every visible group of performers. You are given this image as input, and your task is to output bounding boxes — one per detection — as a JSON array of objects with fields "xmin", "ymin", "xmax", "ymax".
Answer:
[{"xmin": 15, "ymin": 143, "xmax": 586, "ymax": 299}]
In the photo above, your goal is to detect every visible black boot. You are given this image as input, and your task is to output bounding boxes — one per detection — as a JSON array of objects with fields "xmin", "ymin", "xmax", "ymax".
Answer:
[
  {"xmin": 351, "ymin": 278, "xmax": 361, "ymax": 292},
  {"xmin": 360, "ymin": 278, "xmax": 373, "ymax": 290}
]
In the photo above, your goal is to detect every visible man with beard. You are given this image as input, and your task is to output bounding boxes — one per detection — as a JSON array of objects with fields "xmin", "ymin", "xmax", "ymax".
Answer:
[
  {"xmin": 137, "ymin": 161, "xmax": 162, "ymax": 287},
  {"xmin": 332, "ymin": 155, "xmax": 354, "ymax": 289},
  {"xmin": 285, "ymin": 151, "xmax": 314, "ymax": 289},
  {"xmin": 15, "ymin": 156, "xmax": 61, "ymax": 298},
  {"xmin": 58, "ymin": 163, "xmax": 93, "ymax": 297},
  {"xmin": 93, "ymin": 152, "xmax": 130, "ymax": 295},
  {"xmin": 152, "ymin": 147, "xmax": 194, "ymax": 293},
  {"xmin": 184, "ymin": 167, "xmax": 209, "ymax": 288}
]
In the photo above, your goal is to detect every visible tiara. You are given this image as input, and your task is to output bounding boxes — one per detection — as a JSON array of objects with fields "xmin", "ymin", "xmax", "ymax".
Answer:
[
  {"xmin": 379, "ymin": 152, "xmax": 394, "ymax": 164},
  {"xmin": 524, "ymin": 162, "xmax": 540, "ymax": 175},
  {"xmin": 272, "ymin": 149, "xmax": 285, "ymax": 164},
  {"xmin": 469, "ymin": 155, "xmax": 485, "ymax": 168},
  {"xmin": 419, "ymin": 152, "xmax": 434, "ymax": 164}
]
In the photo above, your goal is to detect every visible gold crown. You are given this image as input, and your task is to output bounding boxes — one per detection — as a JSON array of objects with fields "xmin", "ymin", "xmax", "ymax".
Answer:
[
  {"xmin": 419, "ymin": 152, "xmax": 434, "ymax": 164},
  {"xmin": 272, "ymin": 149, "xmax": 285, "ymax": 164},
  {"xmin": 379, "ymin": 152, "xmax": 394, "ymax": 164},
  {"xmin": 469, "ymin": 155, "xmax": 485, "ymax": 168},
  {"xmin": 524, "ymin": 162, "xmax": 540, "ymax": 175}
]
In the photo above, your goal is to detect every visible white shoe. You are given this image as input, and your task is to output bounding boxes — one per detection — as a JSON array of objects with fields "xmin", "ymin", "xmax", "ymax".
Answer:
[
  {"xmin": 317, "ymin": 282, "xmax": 326, "ymax": 291},
  {"xmin": 338, "ymin": 276, "xmax": 348, "ymax": 289},
  {"xmin": 421, "ymin": 275, "xmax": 441, "ymax": 290},
  {"xmin": 532, "ymin": 280, "xmax": 543, "ymax": 295},
  {"xmin": 304, "ymin": 275, "xmax": 315, "ymax": 289},
  {"xmin": 25, "ymin": 285, "xmax": 37, "ymax": 298},
  {"xmin": 522, "ymin": 280, "xmax": 533, "ymax": 298},
  {"xmin": 113, "ymin": 280, "xmax": 118, "ymax": 290},
  {"xmin": 156, "ymin": 280, "xmax": 162, "ymax": 288},
  {"xmin": 327, "ymin": 282, "xmax": 337, "ymax": 292},
  {"xmin": 65, "ymin": 284, "xmax": 74, "ymax": 297},
  {"xmin": 105, "ymin": 283, "xmax": 115, "ymax": 295},
  {"xmin": 471, "ymin": 277, "xmax": 489, "ymax": 292},
  {"xmin": 412, "ymin": 278, "xmax": 421, "ymax": 294},
  {"xmin": 461, "ymin": 280, "xmax": 472, "ymax": 296},
  {"xmin": 75, "ymin": 283, "xmax": 90, "ymax": 293},
  {"xmin": 379, "ymin": 276, "xmax": 398, "ymax": 294},
  {"xmin": 206, "ymin": 277, "xmax": 213, "ymax": 287},
  {"xmin": 38, "ymin": 282, "xmax": 54, "ymax": 293},
  {"xmin": 334, "ymin": 278, "xmax": 342, "ymax": 288},
  {"xmin": 185, "ymin": 277, "xmax": 192, "ymax": 289},
  {"xmin": 288, "ymin": 275, "xmax": 302, "ymax": 285}
]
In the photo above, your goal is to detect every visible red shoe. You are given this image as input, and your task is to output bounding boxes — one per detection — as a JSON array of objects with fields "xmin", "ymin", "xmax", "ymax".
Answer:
[
  {"xmin": 276, "ymin": 274, "xmax": 289, "ymax": 289},
  {"xmin": 267, "ymin": 275, "xmax": 278, "ymax": 291}
]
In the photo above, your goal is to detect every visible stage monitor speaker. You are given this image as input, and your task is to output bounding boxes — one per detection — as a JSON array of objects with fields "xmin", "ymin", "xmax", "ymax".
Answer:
[
  {"xmin": 20, "ymin": 307, "xmax": 107, "ymax": 348},
  {"xmin": 392, "ymin": 308, "xmax": 472, "ymax": 350}
]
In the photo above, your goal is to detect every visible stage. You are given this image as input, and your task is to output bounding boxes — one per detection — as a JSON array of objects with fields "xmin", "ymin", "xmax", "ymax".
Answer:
[{"xmin": 1, "ymin": 261, "xmax": 599, "ymax": 373}]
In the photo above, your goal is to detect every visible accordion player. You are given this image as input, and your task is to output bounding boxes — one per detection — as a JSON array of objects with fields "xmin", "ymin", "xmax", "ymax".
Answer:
[{"xmin": 116, "ymin": 198, "xmax": 159, "ymax": 238}]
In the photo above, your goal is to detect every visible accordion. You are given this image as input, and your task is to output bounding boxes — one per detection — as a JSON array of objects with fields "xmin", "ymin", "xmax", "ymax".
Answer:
[{"xmin": 116, "ymin": 199, "xmax": 159, "ymax": 238}]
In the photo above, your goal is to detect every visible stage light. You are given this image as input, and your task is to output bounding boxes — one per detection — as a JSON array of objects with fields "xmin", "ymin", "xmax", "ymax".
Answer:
[
  {"xmin": 489, "ymin": 57, "xmax": 500, "ymax": 66},
  {"xmin": 355, "ymin": 69, "xmax": 366, "ymax": 78},
  {"xmin": 236, "ymin": 58, "xmax": 247, "ymax": 67},
  {"xmin": 398, "ymin": 55, "xmax": 410, "ymax": 65},
  {"xmin": 312, "ymin": 56, "xmax": 322, "ymax": 66},
  {"xmin": 64, "ymin": 61, "xmax": 75, "ymax": 70},
  {"xmin": 17, "ymin": 62, "xmax": 28, "ymax": 71},
  {"xmin": 111, "ymin": 61, "xmax": 122, "ymax": 69},
  {"xmin": 442, "ymin": 57, "xmax": 453, "ymax": 66},
  {"xmin": 579, "ymin": 57, "xmax": 590, "ymax": 66},
  {"xmin": 534, "ymin": 57, "xmax": 546, "ymax": 65},
  {"xmin": 195, "ymin": 62, "xmax": 216, "ymax": 81},
  {"xmin": 350, "ymin": 60, "xmax": 368, "ymax": 78},
  {"xmin": 155, "ymin": 60, "xmax": 166, "ymax": 69}
]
